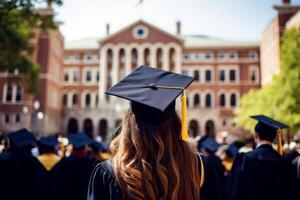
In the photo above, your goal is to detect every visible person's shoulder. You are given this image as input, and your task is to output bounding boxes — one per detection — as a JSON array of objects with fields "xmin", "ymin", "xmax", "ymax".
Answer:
[{"xmin": 92, "ymin": 160, "xmax": 116, "ymax": 181}]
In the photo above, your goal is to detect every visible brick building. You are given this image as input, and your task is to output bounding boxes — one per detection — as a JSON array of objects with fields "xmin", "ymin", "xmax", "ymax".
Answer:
[
  {"xmin": 260, "ymin": 0, "xmax": 300, "ymax": 85},
  {"xmin": 62, "ymin": 20, "xmax": 260, "ymax": 140},
  {"xmin": 1, "ymin": 8, "xmax": 264, "ymax": 140}
]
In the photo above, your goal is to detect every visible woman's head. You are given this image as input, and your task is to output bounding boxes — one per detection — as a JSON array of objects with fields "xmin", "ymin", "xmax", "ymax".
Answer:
[{"xmin": 111, "ymin": 109, "xmax": 201, "ymax": 200}]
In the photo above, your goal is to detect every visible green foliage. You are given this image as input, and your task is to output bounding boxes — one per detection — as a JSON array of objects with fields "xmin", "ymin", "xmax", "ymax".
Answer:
[
  {"xmin": 0, "ymin": 0, "xmax": 62, "ymax": 94},
  {"xmin": 235, "ymin": 27, "xmax": 300, "ymax": 134}
]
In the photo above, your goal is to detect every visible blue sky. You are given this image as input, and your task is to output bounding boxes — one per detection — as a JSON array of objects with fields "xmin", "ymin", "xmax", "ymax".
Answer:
[{"xmin": 54, "ymin": 0, "xmax": 300, "ymax": 41}]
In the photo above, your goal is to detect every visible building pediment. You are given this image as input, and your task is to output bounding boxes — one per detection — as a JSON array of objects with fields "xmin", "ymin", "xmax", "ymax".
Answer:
[{"xmin": 100, "ymin": 20, "xmax": 183, "ymax": 45}]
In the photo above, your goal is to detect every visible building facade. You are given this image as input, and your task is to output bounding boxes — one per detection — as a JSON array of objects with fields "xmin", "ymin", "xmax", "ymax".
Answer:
[
  {"xmin": 62, "ymin": 20, "xmax": 260, "ymax": 140},
  {"xmin": 260, "ymin": 0, "xmax": 300, "ymax": 85}
]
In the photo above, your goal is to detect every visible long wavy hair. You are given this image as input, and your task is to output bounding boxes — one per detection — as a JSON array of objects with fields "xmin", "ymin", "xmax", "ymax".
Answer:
[{"xmin": 110, "ymin": 110, "xmax": 201, "ymax": 200}]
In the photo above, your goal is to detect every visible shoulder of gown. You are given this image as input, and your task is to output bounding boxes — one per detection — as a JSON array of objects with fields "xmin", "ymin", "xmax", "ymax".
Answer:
[
  {"xmin": 87, "ymin": 160, "xmax": 121, "ymax": 200},
  {"xmin": 200, "ymin": 155, "xmax": 228, "ymax": 200}
]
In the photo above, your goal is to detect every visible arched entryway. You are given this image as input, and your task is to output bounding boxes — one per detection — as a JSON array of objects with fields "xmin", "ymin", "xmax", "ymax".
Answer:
[
  {"xmin": 83, "ymin": 118, "xmax": 94, "ymax": 138},
  {"xmin": 189, "ymin": 120, "xmax": 200, "ymax": 138},
  {"xmin": 98, "ymin": 119, "xmax": 108, "ymax": 141},
  {"xmin": 67, "ymin": 118, "xmax": 79, "ymax": 134},
  {"xmin": 205, "ymin": 120, "xmax": 215, "ymax": 137}
]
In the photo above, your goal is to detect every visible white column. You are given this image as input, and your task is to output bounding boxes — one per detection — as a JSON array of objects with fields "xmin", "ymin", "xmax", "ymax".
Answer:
[
  {"xmin": 150, "ymin": 46, "xmax": 156, "ymax": 67},
  {"xmin": 175, "ymin": 47, "xmax": 182, "ymax": 73},
  {"xmin": 112, "ymin": 47, "xmax": 119, "ymax": 85},
  {"xmin": 125, "ymin": 47, "xmax": 131, "ymax": 75},
  {"xmin": 163, "ymin": 46, "xmax": 169, "ymax": 71},
  {"xmin": 138, "ymin": 46, "xmax": 144, "ymax": 67},
  {"xmin": 99, "ymin": 48, "xmax": 107, "ymax": 102}
]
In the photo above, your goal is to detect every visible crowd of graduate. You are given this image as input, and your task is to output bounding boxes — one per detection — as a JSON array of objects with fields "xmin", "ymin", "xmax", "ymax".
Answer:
[
  {"xmin": 0, "ymin": 129, "xmax": 111, "ymax": 200},
  {"xmin": 0, "ymin": 121, "xmax": 299, "ymax": 200},
  {"xmin": 0, "ymin": 66, "xmax": 300, "ymax": 200}
]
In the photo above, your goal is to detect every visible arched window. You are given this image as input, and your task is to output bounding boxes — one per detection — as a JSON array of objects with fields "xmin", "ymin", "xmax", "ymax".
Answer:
[
  {"xmin": 83, "ymin": 118, "xmax": 94, "ymax": 138},
  {"xmin": 16, "ymin": 85, "xmax": 22, "ymax": 102},
  {"xmin": 220, "ymin": 94, "xmax": 226, "ymax": 107},
  {"xmin": 205, "ymin": 94, "xmax": 212, "ymax": 108},
  {"xmin": 194, "ymin": 94, "xmax": 200, "ymax": 108},
  {"xmin": 85, "ymin": 94, "xmax": 91, "ymax": 107},
  {"xmin": 144, "ymin": 48, "xmax": 150, "ymax": 66},
  {"xmin": 67, "ymin": 118, "xmax": 79, "ymax": 134},
  {"xmin": 62, "ymin": 94, "xmax": 68, "ymax": 107},
  {"xmin": 72, "ymin": 94, "xmax": 78, "ymax": 106},
  {"xmin": 230, "ymin": 93, "xmax": 237, "ymax": 107},
  {"xmin": 98, "ymin": 119, "xmax": 108, "ymax": 141},
  {"xmin": 156, "ymin": 48, "xmax": 163, "ymax": 68}
]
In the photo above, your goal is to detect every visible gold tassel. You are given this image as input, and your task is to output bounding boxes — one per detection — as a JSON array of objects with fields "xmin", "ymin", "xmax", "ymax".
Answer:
[
  {"xmin": 278, "ymin": 129, "xmax": 283, "ymax": 156},
  {"xmin": 181, "ymin": 90, "xmax": 189, "ymax": 141}
]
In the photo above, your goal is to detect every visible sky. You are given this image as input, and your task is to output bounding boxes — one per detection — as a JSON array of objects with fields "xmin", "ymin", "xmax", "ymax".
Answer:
[{"xmin": 53, "ymin": 0, "xmax": 300, "ymax": 42}]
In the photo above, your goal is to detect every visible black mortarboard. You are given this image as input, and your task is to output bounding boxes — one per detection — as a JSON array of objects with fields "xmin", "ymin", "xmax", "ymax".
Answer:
[
  {"xmin": 105, "ymin": 65, "xmax": 194, "ymax": 140},
  {"xmin": 251, "ymin": 115, "xmax": 289, "ymax": 130},
  {"xmin": 8, "ymin": 128, "xmax": 36, "ymax": 149},
  {"xmin": 225, "ymin": 141, "xmax": 244, "ymax": 157},
  {"xmin": 90, "ymin": 140, "xmax": 109, "ymax": 152},
  {"xmin": 201, "ymin": 137, "xmax": 220, "ymax": 153},
  {"xmin": 68, "ymin": 133, "xmax": 92, "ymax": 149},
  {"xmin": 251, "ymin": 115, "xmax": 288, "ymax": 155},
  {"xmin": 38, "ymin": 136, "xmax": 58, "ymax": 147}
]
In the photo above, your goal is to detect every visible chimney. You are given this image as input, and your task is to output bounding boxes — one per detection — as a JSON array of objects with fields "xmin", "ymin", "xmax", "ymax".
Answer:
[
  {"xmin": 282, "ymin": 0, "xmax": 291, "ymax": 4},
  {"xmin": 106, "ymin": 23, "xmax": 110, "ymax": 36},
  {"xmin": 176, "ymin": 21, "xmax": 181, "ymax": 35}
]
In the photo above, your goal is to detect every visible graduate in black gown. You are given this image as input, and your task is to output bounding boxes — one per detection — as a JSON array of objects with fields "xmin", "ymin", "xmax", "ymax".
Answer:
[
  {"xmin": 0, "ymin": 129, "xmax": 42, "ymax": 200},
  {"xmin": 228, "ymin": 115, "xmax": 297, "ymax": 200},
  {"xmin": 59, "ymin": 132, "xmax": 95, "ymax": 200},
  {"xmin": 88, "ymin": 66, "xmax": 224, "ymax": 200}
]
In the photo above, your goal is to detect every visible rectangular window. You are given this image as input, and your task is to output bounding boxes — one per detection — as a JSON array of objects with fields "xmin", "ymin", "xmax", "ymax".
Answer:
[
  {"xmin": 96, "ymin": 71, "xmax": 100, "ymax": 82},
  {"xmin": 15, "ymin": 113, "xmax": 21, "ymax": 123},
  {"xmin": 73, "ymin": 70, "xmax": 80, "ymax": 82},
  {"xmin": 219, "ymin": 70, "xmax": 225, "ymax": 82},
  {"xmin": 4, "ymin": 113, "xmax": 9, "ymax": 124},
  {"xmin": 205, "ymin": 70, "xmax": 212, "ymax": 82},
  {"xmin": 229, "ymin": 70, "xmax": 236, "ymax": 82},
  {"xmin": 194, "ymin": 70, "xmax": 200, "ymax": 82},
  {"xmin": 86, "ymin": 71, "xmax": 92, "ymax": 82},
  {"xmin": 6, "ymin": 85, "xmax": 13, "ymax": 102},
  {"xmin": 64, "ymin": 72, "xmax": 69, "ymax": 82},
  {"xmin": 16, "ymin": 86, "xmax": 22, "ymax": 102}
]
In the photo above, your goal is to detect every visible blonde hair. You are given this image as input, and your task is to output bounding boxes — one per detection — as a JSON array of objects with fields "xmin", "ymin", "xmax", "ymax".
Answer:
[{"xmin": 110, "ymin": 110, "xmax": 201, "ymax": 200}]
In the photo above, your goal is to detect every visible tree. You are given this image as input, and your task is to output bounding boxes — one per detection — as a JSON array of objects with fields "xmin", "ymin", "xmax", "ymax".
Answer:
[
  {"xmin": 235, "ymin": 27, "xmax": 300, "ymax": 133},
  {"xmin": 0, "ymin": 0, "xmax": 62, "ymax": 94}
]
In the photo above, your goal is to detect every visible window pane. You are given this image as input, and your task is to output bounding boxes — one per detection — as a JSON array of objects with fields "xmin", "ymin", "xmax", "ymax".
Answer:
[
  {"xmin": 62, "ymin": 94, "xmax": 68, "ymax": 106},
  {"xmin": 72, "ymin": 94, "xmax": 77, "ymax": 106},
  {"xmin": 251, "ymin": 70, "xmax": 256, "ymax": 82},
  {"xmin": 205, "ymin": 70, "xmax": 211, "ymax": 82},
  {"xmin": 205, "ymin": 94, "xmax": 212, "ymax": 107},
  {"xmin": 86, "ymin": 71, "xmax": 92, "ymax": 82},
  {"xmin": 15, "ymin": 113, "xmax": 21, "ymax": 123},
  {"xmin": 73, "ymin": 71, "xmax": 79, "ymax": 82},
  {"xmin": 219, "ymin": 70, "xmax": 225, "ymax": 82},
  {"xmin": 194, "ymin": 70, "xmax": 200, "ymax": 82},
  {"xmin": 4, "ymin": 113, "xmax": 9, "ymax": 124},
  {"xmin": 6, "ymin": 85, "xmax": 13, "ymax": 102},
  {"xmin": 85, "ymin": 94, "xmax": 91, "ymax": 106},
  {"xmin": 229, "ymin": 70, "xmax": 236, "ymax": 82},
  {"xmin": 16, "ymin": 86, "xmax": 22, "ymax": 102},
  {"xmin": 230, "ymin": 94, "xmax": 236, "ymax": 106},
  {"xmin": 220, "ymin": 94, "xmax": 226, "ymax": 107},
  {"xmin": 96, "ymin": 71, "xmax": 100, "ymax": 82},
  {"xmin": 194, "ymin": 94, "xmax": 200, "ymax": 107},
  {"xmin": 64, "ymin": 72, "xmax": 69, "ymax": 82}
]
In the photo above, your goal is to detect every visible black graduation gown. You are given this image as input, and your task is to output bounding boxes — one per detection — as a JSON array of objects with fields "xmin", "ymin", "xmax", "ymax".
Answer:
[
  {"xmin": 87, "ymin": 155, "xmax": 225, "ymax": 200},
  {"xmin": 0, "ymin": 152, "xmax": 43, "ymax": 200},
  {"xmin": 227, "ymin": 144, "xmax": 297, "ymax": 200},
  {"xmin": 58, "ymin": 155, "xmax": 96, "ymax": 200}
]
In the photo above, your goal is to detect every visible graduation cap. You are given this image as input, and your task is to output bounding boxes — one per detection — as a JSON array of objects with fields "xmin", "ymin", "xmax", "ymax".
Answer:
[
  {"xmin": 38, "ymin": 136, "xmax": 59, "ymax": 148},
  {"xmin": 251, "ymin": 115, "xmax": 288, "ymax": 155},
  {"xmin": 201, "ymin": 137, "xmax": 220, "ymax": 153},
  {"xmin": 68, "ymin": 133, "xmax": 92, "ymax": 149},
  {"xmin": 8, "ymin": 128, "xmax": 36, "ymax": 149},
  {"xmin": 105, "ymin": 65, "xmax": 194, "ymax": 141},
  {"xmin": 90, "ymin": 140, "xmax": 109, "ymax": 152},
  {"xmin": 225, "ymin": 141, "xmax": 244, "ymax": 157}
]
